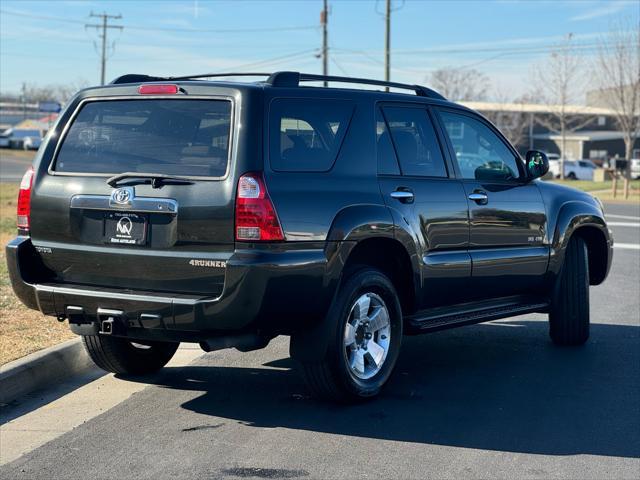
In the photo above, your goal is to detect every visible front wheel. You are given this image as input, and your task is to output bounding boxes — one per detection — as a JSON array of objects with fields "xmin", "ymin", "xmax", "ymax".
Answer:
[
  {"xmin": 299, "ymin": 268, "xmax": 403, "ymax": 402},
  {"xmin": 549, "ymin": 236, "xmax": 590, "ymax": 345},
  {"xmin": 82, "ymin": 335, "xmax": 179, "ymax": 375}
]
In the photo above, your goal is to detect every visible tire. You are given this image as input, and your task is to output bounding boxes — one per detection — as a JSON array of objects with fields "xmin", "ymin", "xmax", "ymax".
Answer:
[
  {"xmin": 567, "ymin": 172, "xmax": 577, "ymax": 180},
  {"xmin": 549, "ymin": 235, "xmax": 590, "ymax": 345},
  {"xmin": 300, "ymin": 267, "xmax": 403, "ymax": 403},
  {"xmin": 82, "ymin": 335, "xmax": 179, "ymax": 375}
]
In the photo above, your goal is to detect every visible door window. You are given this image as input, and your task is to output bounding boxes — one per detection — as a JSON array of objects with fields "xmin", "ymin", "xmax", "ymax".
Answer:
[
  {"xmin": 382, "ymin": 106, "xmax": 447, "ymax": 178},
  {"xmin": 439, "ymin": 111, "xmax": 520, "ymax": 181}
]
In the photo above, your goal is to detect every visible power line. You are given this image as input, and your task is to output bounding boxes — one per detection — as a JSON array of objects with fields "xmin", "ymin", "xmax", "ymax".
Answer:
[
  {"xmin": 0, "ymin": 9, "xmax": 318, "ymax": 34},
  {"xmin": 85, "ymin": 12, "xmax": 123, "ymax": 85}
]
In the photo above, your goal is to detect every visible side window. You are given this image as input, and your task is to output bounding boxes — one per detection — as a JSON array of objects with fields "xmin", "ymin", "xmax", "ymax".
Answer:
[
  {"xmin": 439, "ymin": 111, "xmax": 520, "ymax": 181},
  {"xmin": 382, "ymin": 106, "xmax": 447, "ymax": 177},
  {"xmin": 376, "ymin": 108, "xmax": 400, "ymax": 175},
  {"xmin": 269, "ymin": 98, "xmax": 354, "ymax": 172}
]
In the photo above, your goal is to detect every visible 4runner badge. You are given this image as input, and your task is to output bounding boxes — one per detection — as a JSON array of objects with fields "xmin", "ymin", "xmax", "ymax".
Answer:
[{"xmin": 189, "ymin": 259, "xmax": 227, "ymax": 268}]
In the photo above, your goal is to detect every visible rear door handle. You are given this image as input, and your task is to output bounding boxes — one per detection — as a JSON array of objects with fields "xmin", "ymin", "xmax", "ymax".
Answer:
[
  {"xmin": 390, "ymin": 190, "xmax": 414, "ymax": 203},
  {"xmin": 468, "ymin": 192, "xmax": 488, "ymax": 204}
]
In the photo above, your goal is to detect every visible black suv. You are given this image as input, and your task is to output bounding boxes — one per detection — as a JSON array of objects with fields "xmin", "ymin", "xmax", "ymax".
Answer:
[{"xmin": 7, "ymin": 72, "xmax": 613, "ymax": 402}]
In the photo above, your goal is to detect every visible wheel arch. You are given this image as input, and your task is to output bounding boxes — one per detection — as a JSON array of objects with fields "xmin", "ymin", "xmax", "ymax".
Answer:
[
  {"xmin": 291, "ymin": 205, "xmax": 420, "ymax": 363},
  {"xmin": 549, "ymin": 201, "xmax": 612, "ymax": 285}
]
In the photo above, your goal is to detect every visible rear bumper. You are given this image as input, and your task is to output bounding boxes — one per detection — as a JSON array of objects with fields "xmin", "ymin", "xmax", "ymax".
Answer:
[{"xmin": 6, "ymin": 236, "xmax": 340, "ymax": 341}]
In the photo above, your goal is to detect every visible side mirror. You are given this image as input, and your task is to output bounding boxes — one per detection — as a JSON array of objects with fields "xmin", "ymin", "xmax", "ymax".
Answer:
[{"xmin": 525, "ymin": 150, "xmax": 549, "ymax": 180}]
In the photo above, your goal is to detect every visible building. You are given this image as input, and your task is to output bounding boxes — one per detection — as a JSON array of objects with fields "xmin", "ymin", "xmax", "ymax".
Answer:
[{"xmin": 461, "ymin": 98, "xmax": 639, "ymax": 162}]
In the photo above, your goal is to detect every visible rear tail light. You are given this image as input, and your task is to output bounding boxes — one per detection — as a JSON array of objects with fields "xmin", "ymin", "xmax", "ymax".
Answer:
[
  {"xmin": 137, "ymin": 84, "xmax": 179, "ymax": 95},
  {"xmin": 17, "ymin": 167, "xmax": 34, "ymax": 230},
  {"xmin": 235, "ymin": 172, "xmax": 284, "ymax": 241}
]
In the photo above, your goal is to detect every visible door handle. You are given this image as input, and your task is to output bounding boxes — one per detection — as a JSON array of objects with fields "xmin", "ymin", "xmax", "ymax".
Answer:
[
  {"xmin": 468, "ymin": 192, "xmax": 488, "ymax": 204},
  {"xmin": 390, "ymin": 190, "xmax": 414, "ymax": 203}
]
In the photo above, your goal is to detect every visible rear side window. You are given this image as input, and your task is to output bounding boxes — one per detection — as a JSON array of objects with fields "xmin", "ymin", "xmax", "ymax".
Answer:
[
  {"xmin": 269, "ymin": 98, "xmax": 354, "ymax": 172},
  {"xmin": 54, "ymin": 99, "xmax": 232, "ymax": 177},
  {"xmin": 382, "ymin": 106, "xmax": 447, "ymax": 178}
]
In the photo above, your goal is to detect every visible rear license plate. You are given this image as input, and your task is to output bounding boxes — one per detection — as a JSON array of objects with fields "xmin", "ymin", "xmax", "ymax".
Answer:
[{"xmin": 104, "ymin": 212, "xmax": 147, "ymax": 245}]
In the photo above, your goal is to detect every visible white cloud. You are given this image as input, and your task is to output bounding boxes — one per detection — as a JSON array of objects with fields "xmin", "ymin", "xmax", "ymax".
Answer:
[{"xmin": 570, "ymin": 0, "xmax": 633, "ymax": 21}]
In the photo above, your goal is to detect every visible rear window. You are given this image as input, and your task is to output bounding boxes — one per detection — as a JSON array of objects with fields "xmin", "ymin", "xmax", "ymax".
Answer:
[
  {"xmin": 269, "ymin": 98, "xmax": 354, "ymax": 172},
  {"xmin": 53, "ymin": 99, "xmax": 232, "ymax": 177}
]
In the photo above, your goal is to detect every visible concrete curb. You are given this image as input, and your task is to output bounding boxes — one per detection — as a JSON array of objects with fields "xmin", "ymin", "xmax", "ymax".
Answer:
[{"xmin": 0, "ymin": 338, "xmax": 95, "ymax": 405}]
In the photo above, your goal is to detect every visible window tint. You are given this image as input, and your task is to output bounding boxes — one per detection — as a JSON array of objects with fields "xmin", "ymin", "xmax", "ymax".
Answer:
[
  {"xmin": 269, "ymin": 98, "xmax": 354, "ymax": 172},
  {"xmin": 439, "ymin": 111, "xmax": 520, "ymax": 181},
  {"xmin": 376, "ymin": 109, "xmax": 400, "ymax": 175},
  {"xmin": 382, "ymin": 106, "xmax": 447, "ymax": 177},
  {"xmin": 54, "ymin": 100, "xmax": 232, "ymax": 177}
]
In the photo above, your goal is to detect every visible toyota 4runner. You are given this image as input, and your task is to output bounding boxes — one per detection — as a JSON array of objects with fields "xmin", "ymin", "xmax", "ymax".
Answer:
[{"xmin": 7, "ymin": 72, "xmax": 613, "ymax": 402}]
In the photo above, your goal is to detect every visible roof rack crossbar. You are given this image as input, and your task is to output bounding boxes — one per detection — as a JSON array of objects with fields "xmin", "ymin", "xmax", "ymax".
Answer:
[{"xmin": 267, "ymin": 71, "xmax": 446, "ymax": 100}]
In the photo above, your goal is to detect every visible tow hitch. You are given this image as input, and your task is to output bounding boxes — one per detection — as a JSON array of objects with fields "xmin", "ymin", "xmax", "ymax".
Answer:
[{"xmin": 97, "ymin": 308, "xmax": 125, "ymax": 335}]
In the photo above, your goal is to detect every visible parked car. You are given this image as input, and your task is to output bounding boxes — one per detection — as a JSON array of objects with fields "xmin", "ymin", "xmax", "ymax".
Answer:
[
  {"xmin": 549, "ymin": 159, "xmax": 596, "ymax": 180},
  {"xmin": 0, "ymin": 132, "xmax": 10, "ymax": 148},
  {"xmin": 6, "ymin": 72, "xmax": 612, "ymax": 402},
  {"xmin": 2, "ymin": 128, "xmax": 45, "ymax": 150},
  {"xmin": 630, "ymin": 158, "xmax": 640, "ymax": 180}
]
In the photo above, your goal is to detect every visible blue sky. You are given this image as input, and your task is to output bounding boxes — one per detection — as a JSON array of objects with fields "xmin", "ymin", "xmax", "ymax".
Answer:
[{"xmin": 1, "ymin": 0, "xmax": 638, "ymax": 99}]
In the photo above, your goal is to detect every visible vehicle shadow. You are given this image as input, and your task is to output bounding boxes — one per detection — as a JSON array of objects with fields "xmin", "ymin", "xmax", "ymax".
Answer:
[{"xmin": 137, "ymin": 320, "xmax": 640, "ymax": 459}]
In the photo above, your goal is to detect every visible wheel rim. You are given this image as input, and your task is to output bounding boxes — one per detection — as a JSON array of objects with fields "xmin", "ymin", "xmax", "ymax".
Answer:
[{"xmin": 343, "ymin": 292, "xmax": 391, "ymax": 380}]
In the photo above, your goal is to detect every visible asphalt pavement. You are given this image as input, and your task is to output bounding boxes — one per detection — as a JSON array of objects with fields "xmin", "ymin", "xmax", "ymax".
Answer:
[
  {"xmin": 0, "ymin": 149, "xmax": 33, "ymax": 182},
  {"xmin": 0, "ymin": 205, "xmax": 638, "ymax": 480}
]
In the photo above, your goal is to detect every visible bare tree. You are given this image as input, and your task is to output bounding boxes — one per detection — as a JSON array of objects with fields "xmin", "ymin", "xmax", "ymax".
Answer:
[
  {"xmin": 428, "ymin": 67, "xmax": 490, "ymax": 101},
  {"xmin": 533, "ymin": 34, "xmax": 593, "ymax": 178},
  {"xmin": 594, "ymin": 20, "xmax": 640, "ymax": 195},
  {"xmin": 2, "ymin": 79, "xmax": 90, "ymax": 106},
  {"xmin": 483, "ymin": 92, "xmax": 534, "ymax": 152}
]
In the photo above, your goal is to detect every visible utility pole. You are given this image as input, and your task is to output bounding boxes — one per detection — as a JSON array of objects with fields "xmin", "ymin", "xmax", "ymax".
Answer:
[
  {"xmin": 86, "ymin": 12, "xmax": 123, "ymax": 85},
  {"xmin": 384, "ymin": 0, "xmax": 391, "ymax": 91},
  {"xmin": 21, "ymin": 83, "xmax": 26, "ymax": 120},
  {"xmin": 321, "ymin": 0, "xmax": 329, "ymax": 86}
]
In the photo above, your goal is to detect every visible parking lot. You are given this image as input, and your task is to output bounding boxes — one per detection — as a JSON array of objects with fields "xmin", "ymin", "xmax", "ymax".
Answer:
[{"xmin": 0, "ymin": 205, "xmax": 638, "ymax": 479}]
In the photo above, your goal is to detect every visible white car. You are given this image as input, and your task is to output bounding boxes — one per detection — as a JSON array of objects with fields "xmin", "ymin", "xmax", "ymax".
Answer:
[
  {"xmin": 549, "ymin": 159, "xmax": 596, "ymax": 180},
  {"xmin": 631, "ymin": 159, "xmax": 640, "ymax": 180},
  {"xmin": 4, "ymin": 129, "xmax": 45, "ymax": 150}
]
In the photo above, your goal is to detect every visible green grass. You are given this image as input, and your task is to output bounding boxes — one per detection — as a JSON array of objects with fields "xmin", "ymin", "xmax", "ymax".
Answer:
[{"xmin": 0, "ymin": 183, "xmax": 17, "ymax": 236}]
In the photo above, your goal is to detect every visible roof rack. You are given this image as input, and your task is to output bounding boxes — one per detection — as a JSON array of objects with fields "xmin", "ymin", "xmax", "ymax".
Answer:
[
  {"xmin": 266, "ymin": 71, "xmax": 446, "ymax": 100},
  {"xmin": 110, "ymin": 73, "xmax": 271, "ymax": 84},
  {"xmin": 110, "ymin": 71, "xmax": 446, "ymax": 100}
]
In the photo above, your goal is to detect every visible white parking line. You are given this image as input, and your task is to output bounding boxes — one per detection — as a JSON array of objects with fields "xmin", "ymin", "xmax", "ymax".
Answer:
[
  {"xmin": 607, "ymin": 222, "xmax": 640, "ymax": 228},
  {"xmin": 614, "ymin": 243, "xmax": 640, "ymax": 250},
  {"xmin": 606, "ymin": 214, "xmax": 640, "ymax": 221}
]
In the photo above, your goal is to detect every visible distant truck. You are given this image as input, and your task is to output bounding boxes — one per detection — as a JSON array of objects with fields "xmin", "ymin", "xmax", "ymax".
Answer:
[{"xmin": 549, "ymin": 159, "xmax": 597, "ymax": 180}]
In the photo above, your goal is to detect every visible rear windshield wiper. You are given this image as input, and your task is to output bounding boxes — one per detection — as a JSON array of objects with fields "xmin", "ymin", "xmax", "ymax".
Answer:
[{"xmin": 107, "ymin": 172, "xmax": 195, "ymax": 189}]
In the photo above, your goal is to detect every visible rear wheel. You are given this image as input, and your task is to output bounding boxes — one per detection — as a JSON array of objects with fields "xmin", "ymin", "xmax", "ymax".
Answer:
[
  {"xmin": 549, "ymin": 236, "xmax": 590, "ymax": 345},
  {"xmin": 567, "ymin": 172, "xmax": 577, "ymax": 180},
  {"xmin": 82, "ymin": 335, "xmax": 179, "ymax": 375},
  {"xmin": 299, "ymin": 268, "xmax": 403, "ymax": 402}
]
